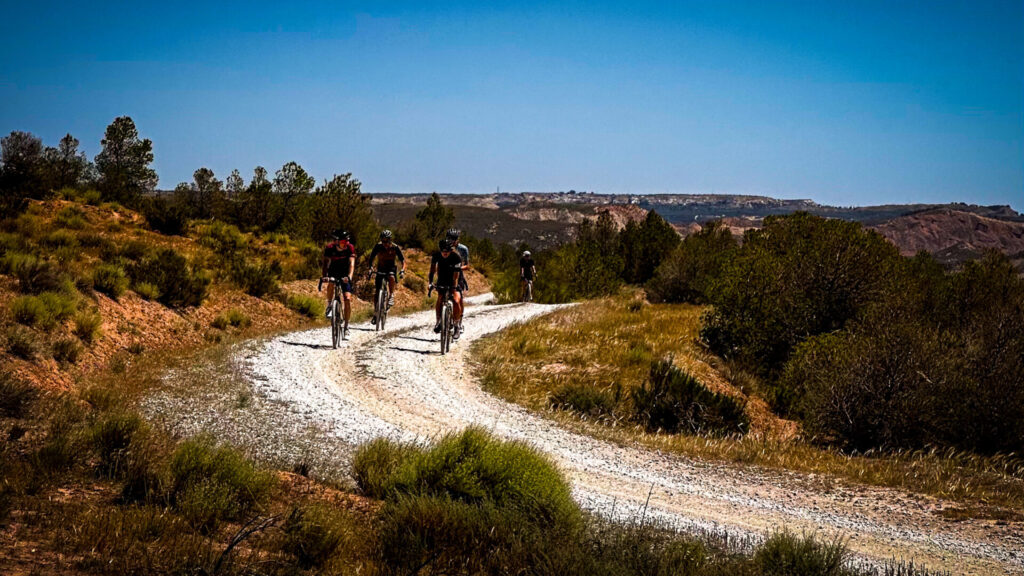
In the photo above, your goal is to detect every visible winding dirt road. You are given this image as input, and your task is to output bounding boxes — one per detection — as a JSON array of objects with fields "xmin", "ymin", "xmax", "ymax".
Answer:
[{"xmin": 151, "ymin": 296, "xmax": 1023, "ymax": 575}]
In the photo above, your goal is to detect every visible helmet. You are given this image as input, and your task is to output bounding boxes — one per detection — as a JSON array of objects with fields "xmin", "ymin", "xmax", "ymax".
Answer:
[
  {"xmin": 446, "ymin": 228, "xmax": 460, "ymax": 240},
  {"xmin": 438, "ymin": 239, "xmax": 452, "ymax": 251},
  {"xmin": 332, "ymin": 229, "xmax": 350, "ymax": 241},
  {"xmin": 523, "ymin": 250, "xmax": 531, "ymax": 257},
  {"xmin": 380, "ymin": 229, "xmax": 393, "ymax": 241}
]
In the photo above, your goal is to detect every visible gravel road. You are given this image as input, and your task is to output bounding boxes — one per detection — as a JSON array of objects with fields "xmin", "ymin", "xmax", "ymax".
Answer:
[{"xmin": 146, "ymin": 295, "xmax": 1023, "ymax": 575}]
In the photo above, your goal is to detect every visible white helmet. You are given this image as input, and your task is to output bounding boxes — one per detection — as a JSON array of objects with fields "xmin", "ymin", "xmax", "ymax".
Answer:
[{"xmin": 523, "ymin": 250, "xmax": 531, "ymax": 257}]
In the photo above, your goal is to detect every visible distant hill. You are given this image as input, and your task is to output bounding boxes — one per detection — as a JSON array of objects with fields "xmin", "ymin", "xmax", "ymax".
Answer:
[{"xmin": 871, "ymin": 208, "xmax": 1024, "ymax": 268}]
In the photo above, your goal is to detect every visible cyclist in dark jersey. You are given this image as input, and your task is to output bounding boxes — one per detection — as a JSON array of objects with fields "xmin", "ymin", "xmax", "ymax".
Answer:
[
  {"xmin": 321, "ymin": 229, "xmax": 356, "ymax": 339},
  {"xmin": 367, "ymin": 229, "xmax": 406, "ymax": 324},
  {"xmin": 520, "ymin": 250, "xmax": 536, "ymax": 302},
  {"xmin": 428, "ymin": 239, "xmax": 463, "ymax": 338}
]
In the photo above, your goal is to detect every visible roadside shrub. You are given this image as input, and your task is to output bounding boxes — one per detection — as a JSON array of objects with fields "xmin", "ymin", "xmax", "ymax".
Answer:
[
  {"xmin": 286, "ymin": 294, "xmax": 321, "ymax": 318},
  {"xmin": 402, "ymin": 272, "xmax": 427, "ymax": 293},
  {"xmin": 549, "ymin": 383, "xmax": 618, "ymax": 419},
  {"xmin": 169, "ymin": 437, "xmax": 275, "ymax": 531},
  {"xmin": 132, "ymin": 281, "xmax": 160, "ymax": 301},
  {"xmin": 92, "ymin": 263, "xmax": 129, "ymax": 299},
  {"xmin": 647, "ymin": 221, "xmax": 737, "ymax": 304},
  {"xmin": 0, "ymin": 372, "xmax": 37, "ymax": 418},
  {"xmin": 283, "ymin": 504, "xmax": 353, "ymax": 569},
  {"xmin": 52, "ymin": 337, "xmax": 83, "ymax": 364},
  {"xmin": 73, "ymin": 309, "xmax": 103, "ymax": 345},
  {"xmin": 196, "ymin": 221, "xmax": 248, "ymax": 255},
  {"xmin": 632, "ymin": 360, "xmax": 749, "ymax": 436},
  {"xmin": 140, "ymin": 195, "xmax": 188, "ymax": 236},
  {"xmin": 130, "ymin": 248, "xmax": 210, "ymax": 308},
  {"xmin": 11, "ymin": 292, "xmax": 76, "ymax": 330},
  {"xmin": 225, "ymin": 308, "xmax": 251, "ymax": 328},
  {"xmin": 755, "ymin": 531, "xmax": 848, "ymax": 576},
  {"xmin": 211, "ymin": 315, "xmax": 229, "ymax": 330},
  {"xmin": 5, "ymin": 325, "xmax": 41, "ymax": 359},
  {"xmin": 2, "ymin": 252, "xmax": 63, "ymax": 294},
  {"xmin": 89, "ymin": 412, "xmax": 147, "ymax": 476},
  {"xmin": 230, "ymin": 260, "xmax": 281, "ymax": 298},
  {"xmin": 700, "ymin": 212, "xmax": 899, "ymax": 378},
  {"xmin": 55, "ymin": 205, "xmax": 87, "ymax": 229},
  {"xmin": 43, "ymin": 229, "xmax": 79, "ymax": 250}
]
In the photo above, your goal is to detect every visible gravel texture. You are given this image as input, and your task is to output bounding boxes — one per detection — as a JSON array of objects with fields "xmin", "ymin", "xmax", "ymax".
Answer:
[{"xmin": 145, "ymin": 295, "xmax": 1023, "ymax": 575}]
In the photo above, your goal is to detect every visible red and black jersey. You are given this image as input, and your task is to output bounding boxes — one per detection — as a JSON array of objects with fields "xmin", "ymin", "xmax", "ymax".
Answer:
[
  {"xmin": 323, "ymin": 240, "xmax": 355, "ymax": 262},
  {"xmin": 368, "ymin": 242, "xmax": 405, "ymax": 268}
]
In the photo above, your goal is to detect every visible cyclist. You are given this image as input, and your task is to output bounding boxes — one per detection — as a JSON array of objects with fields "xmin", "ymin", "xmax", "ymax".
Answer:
[
  {"xmin": 446, "ymin": 228, "xmax": 469, "ymax": 332},
  {"xmin": 321, "ymin": 228, "xmax": 356, "ymax": 340},
  {"xmin": 367, "ymin": 229, "xmax": 406, "ymax": 325},
  {"xmin": 520, "ymin": 250, "xmax": 536, "ymax": 302},
  {"xmin": 428, "ymin": 238, "xmax": 463, "ymax": 339}
]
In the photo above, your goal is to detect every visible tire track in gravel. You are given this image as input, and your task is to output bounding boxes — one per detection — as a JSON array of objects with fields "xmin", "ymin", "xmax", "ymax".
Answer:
[{"xmin": 209, "ymin": 295, "xmax": 1023, "ymax": 575}]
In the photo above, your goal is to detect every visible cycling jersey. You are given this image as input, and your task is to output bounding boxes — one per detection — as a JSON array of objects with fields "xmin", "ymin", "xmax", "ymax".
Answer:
[
  {"xmin": 520, "ymin": 257, "xmax": 535, "ymax": 280},
  {"xmin": 430, "ymin": 251, "xmax": 463, "ymax": 289},
  {"xmin": 324, "ymin": 240, "xmax": 355, "ymax": 280},
  {"xmin": 368, "ymin": 242, "xmax": 405, "ymax": 271}
]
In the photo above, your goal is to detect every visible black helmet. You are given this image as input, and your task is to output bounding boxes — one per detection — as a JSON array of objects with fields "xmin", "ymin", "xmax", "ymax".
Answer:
[
  {"xmin": 446, "ymin": 228, "xmax": 460, "ymax": 240},
  {"xmin": 332, "ymin": 229, "xmax": 350, "ymax": 241},
  {"xmin": 438, "ymin": 239, "xmax": 452, "ymax": 251},
  {"xmin": 380, "ymin": 229, "xmax": 393, "ymax": 241}
]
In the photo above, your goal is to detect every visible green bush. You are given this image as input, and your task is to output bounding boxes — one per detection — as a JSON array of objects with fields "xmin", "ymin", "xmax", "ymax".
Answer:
[
  {"xmin": 140, "ymin": 195, "xmax": 188, "ymax": 236},
  {"xmin": 52, "ymin": 337, "xmax": 83, "ymax": 364},
  {"xmin": 0, "ymin": 372, "xmax": 37, "ymax": 418},
  {"xmin": 283, "ymin": 504, "xmax": 352, "ymax": 568},
  {"xmin": 133, "ymin": 281, "xmax": 160, "ymax": 301},
  {"xmin": 353, "ymin": 427, "xmax": 580, "ymax": 528},
  {"xmin": 10, "ymin": 291, "xmax": 77, "ymax": 330},
  {"xmin": 286, "ymin": 294, "xmax": 321, "ymax": 318},
  {"xmin": 89, "ymin": 412, "xmax": 147, "ymax": 476},
  {"xmin": 402, "ymin": 272, "xmax": 427, "ymax": 293},
  {"xmin": 755, "ymin": 531, "xmax": 848, "ymax": 576},
  {"xmin": 92, "ymin": 263, "xmax": 129, "ymax": 299},
  {"xmin": 130, "ymin": 248, "xmax": 210, "ymax": 308},
  {"xmin": 2, "ymin": 252, "xmax": 63, "ymax": 294},
  {"xmin": 632, "ymin": 360, "xmax": 749, "ymax": 436},
  {"xmin": 211, "ymin": 310, "xmax": 251, "ymax": 331},
  {"xmin": 647, "ymin": 221, "xmax": 738, "ymax": 304},
  {"xmin": 73, "ymin": 309, "xmax": 103, "ymax": 345},
  {"xmin": 700, "ymin": 212, "xmax": 899, "ymax": 379},
  {"xmin": 230, "ymin": 260, "xmax": 281, "ymax": 298},
  {"xmin": 43, "ymin": 229, "xmax": 79, "ymax": 250},
  {"xmin": 55, "ymin": 205, "xmax": 87, "ymax": 229},
  {"xmin": 169, "ymin": 437, "xmax": 275, "ymax": 531},
  {"xmin": 549, "ymin": 383, "xmax": 618, "ymax": 419},
  {"xmin": 5, "ymin": 325, "xmax": 41, "ymax": 359}
]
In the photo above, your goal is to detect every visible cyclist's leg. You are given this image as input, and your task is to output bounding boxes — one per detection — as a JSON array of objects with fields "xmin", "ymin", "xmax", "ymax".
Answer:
[
  {"xmin": 341, "ymin": 280, "xmax": 353, "ymax": 322},
  {"xmin": 325, "ymin": 282, "xmax": 336, "ymax": 316},
  {"xmin": 452, "ymin": 289, "xmax": 463, "ymax": 323}
]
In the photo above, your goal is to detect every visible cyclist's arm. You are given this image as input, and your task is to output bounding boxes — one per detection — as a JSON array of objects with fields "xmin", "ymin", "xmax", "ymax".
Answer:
[
  {"xmin": 396, "ymin": 246, "xmax": 406, "ymax": 272},
  {"xmin": 346, "ymin": 254, "xmax": 355, "ymax": 280},
  {"xmin": 367, "ymin": 243, "xmax": 381, "ymax": 268},
  {"xmin": 428, "ymin": 259, "xmax": 436, "ymax": 285},
  {"xmin": 321, "ymin": 251, "xmax": 329, "ymax": 278}
]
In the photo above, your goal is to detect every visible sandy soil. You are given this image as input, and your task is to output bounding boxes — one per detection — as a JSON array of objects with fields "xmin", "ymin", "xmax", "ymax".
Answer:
[{"xmin": 146, "ymin": 296, "xmax": 1024, "ymax": 575}]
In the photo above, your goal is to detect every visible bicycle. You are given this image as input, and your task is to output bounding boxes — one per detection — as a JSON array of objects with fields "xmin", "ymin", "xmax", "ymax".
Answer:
[
  {"xmin": 369, "ymin": 269, "xmax": 396, "ymax": 332},
  {"xmin": 318, "ymin": 276, "xmax": 348, "ymax": 348},
  {"xmin": 429, "ymin": 284, "xmax": 457, "ymax": 355},
  {"xmin": 521, "ymin": 278, "xmax": 534, "ymax": 303}
]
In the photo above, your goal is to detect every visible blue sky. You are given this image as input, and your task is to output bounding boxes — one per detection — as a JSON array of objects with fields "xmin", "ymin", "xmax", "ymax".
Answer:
[{"xmin": 1, "ymin": 1, "xmax": 1021, "ymax": 208}]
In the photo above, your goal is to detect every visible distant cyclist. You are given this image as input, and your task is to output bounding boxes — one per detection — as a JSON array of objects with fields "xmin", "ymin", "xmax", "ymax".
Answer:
[
  {"xmin": 428, "ymin": 239, "xmax": 464, "ymax": 339},
  {"xmin": 321, "ymin": 229, "xmax": 356, "ymax": 340},
  {"xmin": 367, "ymin": 229, "xmax": 406, "ymax": 325},
  {"xmin": 446, "ymin": 228, "xmax": 469, "ymax": 293},
  {"xmin": 520, "ymin": 250, "xmax": 536, "ymax": 302}
]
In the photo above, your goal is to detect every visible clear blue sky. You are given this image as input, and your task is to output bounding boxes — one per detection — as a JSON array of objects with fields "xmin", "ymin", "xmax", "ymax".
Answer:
[{"xmin": 1, "ymin": 1, "xmax": 1021, "ymax": 208}]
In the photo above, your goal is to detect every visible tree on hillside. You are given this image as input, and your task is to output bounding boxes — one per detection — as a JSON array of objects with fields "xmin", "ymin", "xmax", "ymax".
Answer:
[
  {"xmin": 1, "ymin": 131, "xmax": 46, "ymax": 198},
  {"xmin": 701, "ymin": 212, "xmax": 900, "ymax": 378},
  {"xmin": 619, "ymin": 210, "xmax": 680, "ymax": 284},
  {"xmin": 224, "ymin": 169, "xmax": 245, "ymax": 202},
  {"xmin": 415, "ymin": 192, "xmax": 454, "ymax": 242},
  {"xmin": 311, "ymin": 173, "xmax": 378, "ymax": 250},
  {"xmin": 573, "ymin": 211, "xmax": 623, "ymax": 297},
  {"xmin": 272, "ymin": 161, "xmax": 314, "ymax": 235},
  {"xmin": 235, "ymin": 166, "xmax": 276, "ymax": 232},
  {"xmin": 646, "ymin": 221, "xmax": 737, "ymax": 304},
  {"xmin": 95, "ymin": 116, "xmax": 157, "ymax": 205},
  {"xmin": 186, "ymin": 167, "xmax": 225, "ymax": 220},
  {"xmin": 43, "ymin": 133, "xmax": 92, "ymax": 190}
]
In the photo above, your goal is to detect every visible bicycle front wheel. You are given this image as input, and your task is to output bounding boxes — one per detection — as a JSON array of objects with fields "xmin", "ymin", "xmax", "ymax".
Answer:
[
  {"xmin": 440, "ymin": 302, "xmax": 450, "ymax": 354},
  {"xmin": 331, "ymin": 299, "xmax": 341, "ymax": 348},
  {"xmin": 375, "ymin": 287, "xmax": 386, "ymax": 331}
]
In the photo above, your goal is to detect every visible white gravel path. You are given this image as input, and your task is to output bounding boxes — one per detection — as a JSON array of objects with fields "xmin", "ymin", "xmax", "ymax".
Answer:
[{"xmin": 146, "ymin": 295, "xmax": 1023, "ymax": 575}]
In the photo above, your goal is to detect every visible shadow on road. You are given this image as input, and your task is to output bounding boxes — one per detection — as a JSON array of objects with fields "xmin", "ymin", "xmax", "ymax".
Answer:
[
  {"xmin": 398, "ymin": 335, "xmax": 436, "ymax": 343},
  {"xmin": 281, "ymin": 340, "xmax": 335, "ymax": 350},
  {"xmin": 389, "ymin": 346, "xmax": 434, "ymax": 355}
]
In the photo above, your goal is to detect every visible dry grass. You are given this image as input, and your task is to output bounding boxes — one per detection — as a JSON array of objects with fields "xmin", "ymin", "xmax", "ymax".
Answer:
[{"xmin": 471, "ymin": 290, "xmax": 1024, "ymax": 513}]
